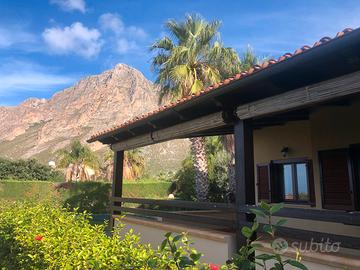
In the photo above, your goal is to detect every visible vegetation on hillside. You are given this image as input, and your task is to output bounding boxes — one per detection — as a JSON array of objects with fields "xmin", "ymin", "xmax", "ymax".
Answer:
[{"xmin": 0, "ymin": 158, "xmax": 63, "ymax": 182}]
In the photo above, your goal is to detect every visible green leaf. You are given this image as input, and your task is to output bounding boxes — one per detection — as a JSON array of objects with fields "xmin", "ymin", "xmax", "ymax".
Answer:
[
  {"xmin": 179, "ymin": 256, "xmax": 195, "ymax": 268},
  {"xmin": 190, "ymin": 252, "xmax": 202, "ymax": 262},
  {"xmin": 262, "ymin": 224, "xmax": 273, "ymax": 235},
  {"xmin": 270, "ymin": 203, "xmax": 284, "ymax": 214},
  {"xmin": 160, "ymin": 239, "xmax": 167, "ymax": 251},
  {"xmin": 275, "ymin": 219, "xmax": 287, "ymax": 227},
  {"xmin": 190, "ymin": 79, "xmax": 204, "ymax": 94},
  {"xmin": 172, "ymin": 234, "xmax": 182, "ymax": 243},
  {"xmin": 252, "ymin": 220, "xmax": 259, "ymax": 231},
  {"xmin": 164, "ymin": 232, "xmax": 172, "ymax": 238},
  {"xmin": 255, "ymin": 254, "xmax": 276, "ymax": 261},
  {"xmin": 241, "ymin": 226, "xmax": 253, "ymax": 238},
  {"xmin": 250, "ymin": 209, "xmax": 266, "ymax": 218},
  {"xmin": 260, "ymin": 201, "xmax": 272, "ymax": 212},
  {"xmin": 250, "ymin": 242, "xmax": 263, "ymax": 249},
  {"xmin": 285, "ymin": 260, "xmax": 308, "ymax": 270}
]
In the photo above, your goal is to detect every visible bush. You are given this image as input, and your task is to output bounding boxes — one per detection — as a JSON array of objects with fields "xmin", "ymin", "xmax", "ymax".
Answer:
[
  {"xmin": 0, "ymin": 158, "xmax": 63, "ymax": 182},
  {"xmin": 61, "ymin": 181, "xmax": 112, "ymax": 214},
  {"xmin": 174, "ymin": 137, "xmax": 231, "ymax": 202},
  {"xmin": 0, "ymin": 201, "xmax": 214, "ymax": 270},
  {"xmin": 0, "ymin": 200, "xmax": 160, "ymax": 269},
  {"xmin": 0, "ymin": 180, "xmax": 173, "ymax": 214}
]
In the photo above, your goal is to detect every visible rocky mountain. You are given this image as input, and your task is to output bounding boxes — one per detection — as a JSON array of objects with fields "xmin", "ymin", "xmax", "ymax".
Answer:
[{"xmin": 0, "ymin": 64, "xmax": 189, "ymax": 173}]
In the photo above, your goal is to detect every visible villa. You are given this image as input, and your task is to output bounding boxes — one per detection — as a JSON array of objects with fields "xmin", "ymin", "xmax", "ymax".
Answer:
[{"xmin": 88, "ymin": 28, "xmax": 360, "ymax": 269}]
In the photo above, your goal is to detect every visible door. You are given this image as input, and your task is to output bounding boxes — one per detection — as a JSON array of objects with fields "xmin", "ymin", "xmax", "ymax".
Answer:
[{"xmin": 319, "ymin": 149, "xmax": 354, "ymax": 210}]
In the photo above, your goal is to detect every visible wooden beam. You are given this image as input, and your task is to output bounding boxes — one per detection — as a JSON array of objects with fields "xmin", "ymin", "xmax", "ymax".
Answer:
[
  {"xmin": 113, "ymin": 197, "xmax": 360, "ymax": 225},
  {"xmin": 236, "ymin": 70, "xmax": 360, "ymax": 120},
  {"xmin": 234, "ymin": 120, "xmax": 256, "ymax": 250},
  {"xmin": 114, "ymin": 206, "xmax": 236, "ymax": 228},
  {"xmin": 234, "ymin": 120, "xmax": 255, "ymax": 205},
  {"xmin": 110, "ymin": 150, "xmax": 124, "ymax": 228},
  {"xmin": 114, "ymin": 197, "xmax": 235, "ymax": 211},
  {"xmin": 111, "ymin": 111, "xmax": 226, "ymax": 151}
]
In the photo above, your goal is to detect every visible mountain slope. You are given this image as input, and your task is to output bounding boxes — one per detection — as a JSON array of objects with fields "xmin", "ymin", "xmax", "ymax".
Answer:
[{"xmin": 0, "ymin": 64, "xmax": 189, "ymax": 173}]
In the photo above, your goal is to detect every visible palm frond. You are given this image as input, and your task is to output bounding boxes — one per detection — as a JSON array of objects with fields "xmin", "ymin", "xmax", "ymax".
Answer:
[{"xmin": 150, "ymin": 36, "xmax": 174, "ymax": 51}]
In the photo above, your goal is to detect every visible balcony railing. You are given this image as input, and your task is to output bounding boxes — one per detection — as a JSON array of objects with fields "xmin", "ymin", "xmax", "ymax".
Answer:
[{"xmin": 112, "ymin": 197, "xmax": 360, "ymax": 250}]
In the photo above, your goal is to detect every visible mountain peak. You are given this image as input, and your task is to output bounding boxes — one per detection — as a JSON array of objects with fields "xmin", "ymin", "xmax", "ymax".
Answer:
[{"xmin": 0, "ymin": 64, "xmax": 160, "ymax": 161}]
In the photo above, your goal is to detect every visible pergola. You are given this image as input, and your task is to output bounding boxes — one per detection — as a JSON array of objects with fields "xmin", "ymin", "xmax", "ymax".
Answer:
[{"xmin": 88, "ymin": 28, "xmax": 360, "ymax": 250}]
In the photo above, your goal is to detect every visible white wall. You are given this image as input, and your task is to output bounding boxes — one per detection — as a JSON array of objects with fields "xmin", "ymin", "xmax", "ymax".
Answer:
[{"xmin": 118, "ymin": 217, "xmax": 236, "ymax": 265}]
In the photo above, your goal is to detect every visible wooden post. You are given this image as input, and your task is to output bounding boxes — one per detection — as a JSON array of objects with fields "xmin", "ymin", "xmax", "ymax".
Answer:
[
  {"xmin": 234, "ymin": 120, "xmax": 255, "ymax": 250},
  {"xmin": 110, "ymin": 150, "xmax": 124, "ymax": 228}
]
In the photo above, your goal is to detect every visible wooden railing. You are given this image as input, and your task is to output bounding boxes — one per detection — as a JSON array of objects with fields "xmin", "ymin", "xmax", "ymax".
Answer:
[
  {"xmin": 113, "ymin": 197, "xmax": 360, "ymax": 225},
  {"xmin": 112, "ymin": 197, "xmax": 360, "ymax": 249}
]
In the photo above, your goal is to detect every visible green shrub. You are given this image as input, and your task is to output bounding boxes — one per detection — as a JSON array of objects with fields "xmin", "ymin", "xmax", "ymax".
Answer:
[
  {"xmin": 0, "ymin": 180, "xmax": 172, "ymax": 214},
  {"xmin": 0, "ymin": 201, "xmax": 213, "ymax": 270},
  {"xmin": 174, "ymin": 137, "xmax": 231, "ymax": 202},
  {"xmin": 0, "ymin": 200, "xmax": 162, "ymax": 269},
  {"xmin": 61, "ymin": 182, "xmax": 112, "ymax": 214},
  {"xmin": 0, "ymin": 158, "xmax": 63, "ymax": 182}
]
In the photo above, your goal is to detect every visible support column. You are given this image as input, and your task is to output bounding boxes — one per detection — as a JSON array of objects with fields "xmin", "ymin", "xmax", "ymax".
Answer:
[
  {"xmin": 234, "ymin": 120, "xmax": 255, "ymax": 250},
  {"xmin": 110, "ymin": 150, "xmax": 124, "ymax": 228}
]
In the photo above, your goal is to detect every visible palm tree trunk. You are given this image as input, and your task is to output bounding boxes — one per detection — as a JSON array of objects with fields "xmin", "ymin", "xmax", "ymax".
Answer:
[
  {"xmin": 189, "ymin": 137, "xmax": 209, "ymax": 201},
  {"xmin": 222, "ymin": 134, "xmax": 236, "ymax": 202}
]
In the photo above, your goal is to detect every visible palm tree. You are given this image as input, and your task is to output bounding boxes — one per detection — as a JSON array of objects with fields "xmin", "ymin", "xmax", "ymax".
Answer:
[
  {"xmin": 222, "ymin": 47, "xmax": 259, "ymax": 200},
  {"xmin": 56, "ymin": 140, "xmax": 99, "ymax": 181},
  {"xmin": 104, "ymin": 148, "xmax": 145, "ymax": 181},
  {"xmin": 151, "ymin": 14, "xmax": 242, "ymax": 201}
]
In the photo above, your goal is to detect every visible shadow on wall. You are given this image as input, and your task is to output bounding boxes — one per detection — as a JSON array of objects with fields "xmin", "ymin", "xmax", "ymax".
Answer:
[{"xmin": 58, "ymin": 182, "xmax": 112, "ymax": 214}]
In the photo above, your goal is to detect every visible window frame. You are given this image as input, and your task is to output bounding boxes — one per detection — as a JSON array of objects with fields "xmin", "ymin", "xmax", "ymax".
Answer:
[{"xmin": 273, "ymin": 158, "xmax": 311, "ymax": 204}]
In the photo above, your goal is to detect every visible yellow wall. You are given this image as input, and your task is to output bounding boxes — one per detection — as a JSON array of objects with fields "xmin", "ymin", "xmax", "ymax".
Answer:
[
  {"xmin": 253, "ymin": 120, "xmax": 314, "ymax": 206},
  {"xmin": 253, "ymin": 99, "xmax": 360, "ymax": 244},
  {"xmin": 253, "ymin": 98, "xmax": 360, "ymax": 208}
]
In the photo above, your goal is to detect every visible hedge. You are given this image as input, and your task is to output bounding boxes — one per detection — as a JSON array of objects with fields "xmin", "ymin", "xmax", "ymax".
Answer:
[
  {"xmin": 0, "ymin": 180, "xmax": 172, "ymax": 214},
  {"xmin": 0, "ymin": 158, "xmax": 63, "ymax": 181}
]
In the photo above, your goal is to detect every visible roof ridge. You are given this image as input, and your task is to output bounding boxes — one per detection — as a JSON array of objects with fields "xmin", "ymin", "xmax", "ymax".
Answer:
[{"xmin": 88, "ymin": 27, "xmax": 355, "ymax": 142}]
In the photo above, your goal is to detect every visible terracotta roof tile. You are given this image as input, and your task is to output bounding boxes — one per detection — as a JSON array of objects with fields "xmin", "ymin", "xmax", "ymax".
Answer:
[{"xmin": 88, "ymin": 27, "xmax": 355, "ymax": 142}]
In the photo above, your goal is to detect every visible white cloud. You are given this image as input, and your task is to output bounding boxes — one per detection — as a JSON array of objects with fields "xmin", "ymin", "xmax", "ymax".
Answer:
[
  {"xmin": 99, "ymin": 13, "xmax": 124, "ymax": 34},
  {"xmin": 127, "ymin": 26, "xmax": 147, "ymax": 39},
  {"xmin": 116, "ymin": 38, "xmax": 137, "ymax": 54},
  {"xmin": 50, "ymin": 0, "xmax": 86, "ymax": 13},
  {"xmin": 98, "ymin": 13, "xmax": 147, "ymax": 55},
  {"xmin": 0, "ymin": 60, "xmax": 75, "ymax": 96},
  {"xmin": 42, "ymin": 22, "xmax": 102, "ymax": 58},
  {"xmin": 0, "ymin": 26, "xmax": 37, "ymax": 49}
]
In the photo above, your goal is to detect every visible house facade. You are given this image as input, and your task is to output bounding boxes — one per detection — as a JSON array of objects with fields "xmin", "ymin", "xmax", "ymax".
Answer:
[{"xmin": 88, "ymin": 28, "xmax": 360, "ymax": 268}]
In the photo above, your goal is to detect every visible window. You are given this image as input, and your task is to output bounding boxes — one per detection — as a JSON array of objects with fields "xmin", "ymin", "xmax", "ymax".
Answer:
[
  {"xmin": 257, "ymin": 159, "xmax": 314, "ymax": 205},
  {"xmin": 280, "ymin": 162, "xmax": 309, "ymax": 202}
]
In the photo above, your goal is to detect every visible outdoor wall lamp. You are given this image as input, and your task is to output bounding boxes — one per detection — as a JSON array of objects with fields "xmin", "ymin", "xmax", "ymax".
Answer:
[{"xmin": 281, "ymin": 147, "xmax": 289, "ymax": 158}]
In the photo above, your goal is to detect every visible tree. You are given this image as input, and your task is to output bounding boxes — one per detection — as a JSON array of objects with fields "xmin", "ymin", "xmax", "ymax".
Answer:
[
  {"xmin": 151, "ymin": 14, "xmax": 244, "ymax": 201},
  {"xmin": 222, "ymin": 47, "xmax": 259, "ymax": 200},
  {"xmin": 104, "ymin": 148, "xmax": 145, "ymax": 181},
  {"xmin": 56, "ymin": 140, "xmax": 99, "ymax": 181}
]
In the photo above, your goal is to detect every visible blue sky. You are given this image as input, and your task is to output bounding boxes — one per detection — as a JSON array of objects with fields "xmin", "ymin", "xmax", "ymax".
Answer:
[{"xmin": 1, "ymin": 0, "xmax": 360, "ymax": 106}]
